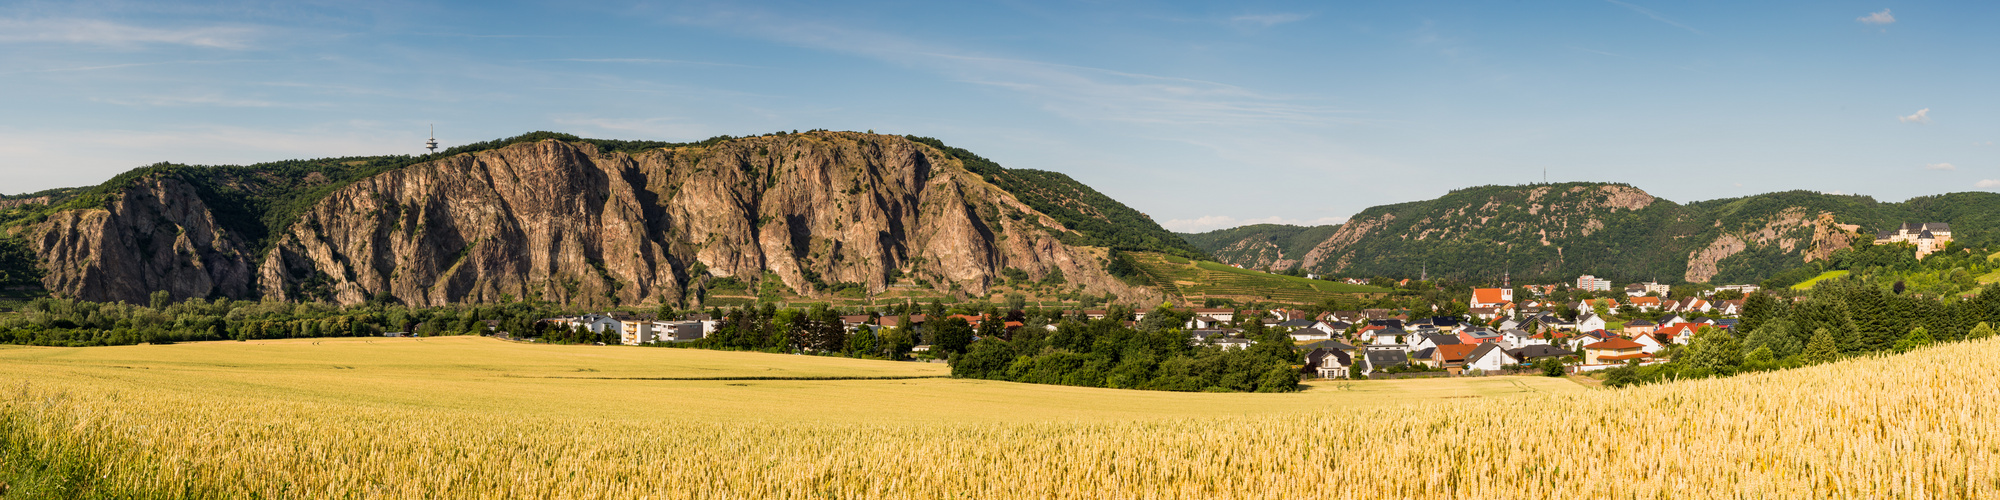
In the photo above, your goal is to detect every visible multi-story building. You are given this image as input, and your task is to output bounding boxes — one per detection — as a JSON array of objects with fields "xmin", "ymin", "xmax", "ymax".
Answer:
[
  {"xmin": 1875, "ymin": 223, "xmax": 1953, "ymax": 259},
  {"xmin": 1576, "ymin": 275, "xmax": 1612, "ymax": 292}
]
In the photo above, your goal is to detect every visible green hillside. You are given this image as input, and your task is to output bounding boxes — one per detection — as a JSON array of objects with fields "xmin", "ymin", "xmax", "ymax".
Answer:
[
  {"xmin": 1180, "ymin": 183, "xmax": 2000, "ymax": 285},
  {"xmin": 905, "ymin": 136, "xmax": 1205, "ymax": 259},
  {"xmin": 1126, "ymin": 252, "xmax": 1387, "ymax": 305},
  {"xmin": 1180, "ymin": 223, "xmax": 1341, "ymax": 270}
]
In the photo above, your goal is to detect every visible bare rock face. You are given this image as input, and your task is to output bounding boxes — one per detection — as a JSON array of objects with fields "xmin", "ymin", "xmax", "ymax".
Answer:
[
  {"xmin": 254, "ymin": 132, "xmax": 1154, "ymax": 307},
  {"xmin": 30, "ymin": 178, "xmax": 255, "ymax": 303}
]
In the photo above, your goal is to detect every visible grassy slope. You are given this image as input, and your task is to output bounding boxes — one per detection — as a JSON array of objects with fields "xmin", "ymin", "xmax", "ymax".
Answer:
[
  {"xmin": 0, "ymin": 337, "xmax": 1561, "ymax": 424},
  {"xmin": 1791, "ymin": 270, "xmax": 1852, "ymax": 290},
  {"xmin": 1128, "ymin": 251, "xmax": 1387, "ymax": 304}
]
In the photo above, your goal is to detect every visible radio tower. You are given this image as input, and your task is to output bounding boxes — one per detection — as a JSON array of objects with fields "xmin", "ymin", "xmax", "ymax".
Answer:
[{"xmin": 426, "ymin": 125, "xmax": 439, "ymax": 153}]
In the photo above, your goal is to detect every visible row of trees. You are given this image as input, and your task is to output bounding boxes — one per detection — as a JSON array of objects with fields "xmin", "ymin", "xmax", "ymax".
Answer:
[
  {"xmin": 0, "ymin": 292, "xmax": 562, "ymax": 346},
  {"xmin": 950, "ymin": 309, "xmax": 1301, "ymax": 393}
]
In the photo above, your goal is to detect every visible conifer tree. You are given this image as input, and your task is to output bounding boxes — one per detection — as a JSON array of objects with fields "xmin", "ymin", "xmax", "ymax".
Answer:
[
  {"xmin": 1892, "ymin": 326, "xmax": 1934, "ymax": 353},
  {"xmin": 1800, "ymin": 328, "xmax": 1840, "ymax": 365}
]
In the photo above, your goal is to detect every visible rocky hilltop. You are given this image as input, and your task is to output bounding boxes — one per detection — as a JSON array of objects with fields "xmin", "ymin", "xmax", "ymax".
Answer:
[
  {"xmin": 4, "ymin": 132, "xmax": 1165, "ymax": 307},
  {"xmin": 1183, "ymin": 183, "xmax": 2000, "ymax": 284}
]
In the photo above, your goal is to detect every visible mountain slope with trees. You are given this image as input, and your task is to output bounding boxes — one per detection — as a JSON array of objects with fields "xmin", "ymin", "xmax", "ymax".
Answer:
[{"xmin": 1182, "ymin": 183, "xmax": 2000, "ymax": 285}]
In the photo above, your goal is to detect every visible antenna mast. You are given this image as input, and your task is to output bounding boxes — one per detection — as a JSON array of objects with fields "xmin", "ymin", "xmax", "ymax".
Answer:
[{"xmin": 426, "ymin": 125, "xmax": 439, "ymax": 153}]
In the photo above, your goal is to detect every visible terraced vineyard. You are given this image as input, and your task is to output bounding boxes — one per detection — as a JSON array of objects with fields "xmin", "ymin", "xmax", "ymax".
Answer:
[{"xmin": 1128, "ymin": 252, "xmax": 1388, "ymax": 305}]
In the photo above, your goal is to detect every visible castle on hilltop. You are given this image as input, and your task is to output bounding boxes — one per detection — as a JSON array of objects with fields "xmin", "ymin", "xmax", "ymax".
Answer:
[{"xmin": 1874, "ymin": 223, "xmax": 1952, "ymax": 259}]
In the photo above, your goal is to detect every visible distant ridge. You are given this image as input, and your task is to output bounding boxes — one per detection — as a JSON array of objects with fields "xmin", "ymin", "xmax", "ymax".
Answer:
[{"xmin": 1181, "ymin": 183, "xmax": 2000, "ymax": 284}]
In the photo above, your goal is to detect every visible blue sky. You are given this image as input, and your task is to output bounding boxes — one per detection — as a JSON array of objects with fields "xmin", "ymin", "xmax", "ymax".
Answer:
[{"xmin": 2, "ymin": 1, "xmax": 1995, "ymax": 232}]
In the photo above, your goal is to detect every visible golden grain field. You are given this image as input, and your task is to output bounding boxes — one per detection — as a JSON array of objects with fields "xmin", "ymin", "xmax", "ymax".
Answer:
[{"xmin": 2, "ymin": 336, "xmax": 1994, "ymax": 498}]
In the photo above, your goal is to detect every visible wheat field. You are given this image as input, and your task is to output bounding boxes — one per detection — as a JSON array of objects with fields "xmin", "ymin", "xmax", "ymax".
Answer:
[{"xmin": 1, "ymin": 336, "xmax": 1993, "ymax": 498}]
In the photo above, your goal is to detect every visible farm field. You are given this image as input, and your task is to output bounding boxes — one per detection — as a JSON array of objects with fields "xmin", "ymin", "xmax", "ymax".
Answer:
[
  {"xmin": 0, "ymin": 337, "xmax": 1572, "ymax": 424},
  {"xmin": 1128, "ymin": 252, "xmax": 1388, "ymax": 304},
  {"xmin": 4, "ymin": 336, "xmax": 1995, "ymax": 498}
]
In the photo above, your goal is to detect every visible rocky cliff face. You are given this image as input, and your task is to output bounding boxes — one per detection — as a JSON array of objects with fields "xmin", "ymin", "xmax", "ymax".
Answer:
[
  {"xmin": 26, "ymin": 132, "xmax": 1156, "ymax": 307},
  {"xmin": 28, "ymin": 178, "xmax": 256, "ymax": 303}
]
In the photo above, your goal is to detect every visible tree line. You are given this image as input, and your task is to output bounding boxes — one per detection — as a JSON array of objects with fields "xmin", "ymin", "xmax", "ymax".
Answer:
[
  {"xmin": 0, "ymin": 292, "xmax": 562, "ymax": 346},
  {"xmin": 1603, "ymin": 278, "xmax": 2000, "ymax": 387},
  {"xmin": 950, "ymin": 307, "xmax": 1302, "ymax": 392}
]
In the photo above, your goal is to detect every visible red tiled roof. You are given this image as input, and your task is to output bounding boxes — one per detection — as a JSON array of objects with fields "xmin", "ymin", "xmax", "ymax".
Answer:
[
  {"xmin": 1435, "ymin": 343, "xmax": 1478, "ymax": 362},
  {"xmin": 1472, "ymin": 288, "xmax": 1508, "ymax": 305},
  {"xmin": 1585, "ymin": 338, "xmax": 1645, "ymax": 350},
  {"xmin": 1655, "ymin": 324, "xmax": 1700, "ymax": 337}
]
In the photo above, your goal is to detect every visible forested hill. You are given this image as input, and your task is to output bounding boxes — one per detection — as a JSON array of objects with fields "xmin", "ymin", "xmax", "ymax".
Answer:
[
  {"xmin": 1180, "ymin": 183, "xmax": 2000, "ymax": 285},
  {"xmin": 902, "ymin": 136, "xmax": 1203, "ymax": 260},
  {"xmin": 1178, "ymin": 224, "xmax": 1342, "ymax": 273}
]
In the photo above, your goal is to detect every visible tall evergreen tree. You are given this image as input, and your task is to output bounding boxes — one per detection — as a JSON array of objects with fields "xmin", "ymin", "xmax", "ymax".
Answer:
[{"xmin": 1800, "ymin": 328, "xmax": 1840, "ymax": 365}]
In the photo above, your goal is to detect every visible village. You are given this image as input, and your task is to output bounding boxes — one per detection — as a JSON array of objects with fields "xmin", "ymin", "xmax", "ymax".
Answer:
[{"xmin": 537, "ymin": 270, "xmax": 1774, "ymax": 381}]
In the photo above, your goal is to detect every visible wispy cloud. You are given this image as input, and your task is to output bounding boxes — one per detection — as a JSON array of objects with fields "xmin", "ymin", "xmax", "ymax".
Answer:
[
  {"xmin": 1162, "ymin": 215, "xmax": 1346, "ymax": 233},
  {"xmin": 413, "ymin": 32, "xmax": 567, "ymax": 39},
  {"xmin": 1858, "ymin": 9, "xmax": 1896, "ymax": 25},
  {"xmin": 0, "ymin": 59, "xmax": 269, "ymax": 76},
  {"xmin": 0, "ymin": 18, "xmax": 260, "ymax": 49},
  {"xmin": 1977, "ymin": 180, "xmax": 2000, "ymax": 189},
  {"xmin": 529, "ymin": 58, "xmax": 763, "ymax": 68},
  {"xmin": 551, "ymin": 116, "xmax": 718, "ymax": 140},
  {"xmin": 1605, "ymin": 0, "xmax": 1702, "ymax": 35},
  {"xmin": 1230, "ymin": 13, "xmax": 1308, "ymax": 28},
  {"xmin": 1899, "ymin": 108, "xmax": 1932, "ymax": 124},
  {"xmin": 94, "ymin": 95, "xmax": 271, "ymax": 108},
  {"xmin": 1925, "ymin": 162, "xmax": 1956, "ymax": 171}
]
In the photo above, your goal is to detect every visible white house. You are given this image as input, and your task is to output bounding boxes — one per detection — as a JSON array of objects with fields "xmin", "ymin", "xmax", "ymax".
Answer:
[
  {"xmin": 1307, "ymin": 348, "xmax": 1352, "ymax": 379},
  {"xmin": 1410, "ymin": 333, "xmax": 1461, "ymax": 353},
  {"xmin": 1464, "ymin": 343, "xmax": 1519, "ymax": 373},
  {"xmin": 1499, "ymin": 328, "xmax": 1545, "ymax": 347},
  {"xmin": 1630, "ymin": 331, "xmax": 1669, "ymax": 354},
  {"xmin": 1288, "ymin": 329, "xmax": 1334, "ymax": 343},
  {"xmin": 1370, "ymin": 328, "xmax": 1407, "ymax": 346},
  {"xmin": 1184, "ymin": 306, "xmax": 1232, "ymax": 322},
  {"xmin": 1186, "ymin": 316, "xmax": 1226, "ymax": 330},
  {"xmin": 1360, "ymin": 349, "xmax": 1408, "ymax": 377},
  {"xmin": 1575, "ymin": 313, "xmax": 1608, "ymax": 333},
  {"xmin": 1213, "ymin": 338, "xmax": 1252, "ymax": 351}
]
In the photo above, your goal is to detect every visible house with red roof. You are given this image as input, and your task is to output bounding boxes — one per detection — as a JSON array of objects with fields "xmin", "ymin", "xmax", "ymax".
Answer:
[
  {"xmin": 1470, "ymin": 288, "xmax": 1513, "ymax": 309},
  {"xmin": 1628, "ymin": 296, "xmax": 1663, "ymax": 312},
  {"xmin": 1567, "ymin": 329, "xmax": 1619, "ymax": 353},
  {"xmin": 1655, "ymin": 324, "xmax": 1701, "ymax": 346},
  {"xmin": 1583, "ymin": 338, "xmax": 1649, "ymax": 364},
  {"xmin": 1717, "ymin": 299, "xmax": 1744, "ymax": 316},
  {"xmin": 1430, "ymin": 343, "xmax": 1480, "ymax": 372}
]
